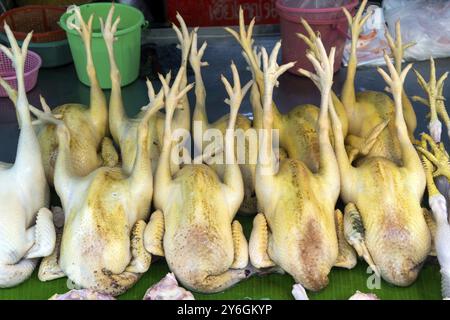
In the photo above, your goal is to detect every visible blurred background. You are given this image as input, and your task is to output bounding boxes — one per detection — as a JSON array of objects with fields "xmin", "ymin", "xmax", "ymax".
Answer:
[{"xmin": 0, "ymin": 0, "xmax": 383, "ymax": 27}]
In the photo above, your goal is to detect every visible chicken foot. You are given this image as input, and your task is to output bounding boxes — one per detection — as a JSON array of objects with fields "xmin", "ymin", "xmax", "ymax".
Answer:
[
  {"xmin": 334, "ymin": 209, "xmax": 357, "ymax": 269},
  {"xmin": 343, "ymin": 203, "xmax": 380, "ymax": 276},
  {"xmin": 345, "ymin": 119, "xmax": 390, "ymax": 163},
  {"xmin": 413, "ymin": 59, "xmax": 449, "ymax": 142},
  {"xmin": 385, "ymin": 20, "xmax": 416, "ymax": 134},
  {"xmin": 417, "ymin": 133, "xmax": 450, "ymax": 181}
]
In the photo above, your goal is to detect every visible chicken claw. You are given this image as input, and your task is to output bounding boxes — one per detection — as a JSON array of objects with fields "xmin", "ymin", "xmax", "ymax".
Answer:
[
  {"xmin": 413, "ymin": 58, "xmax": 448, "ymax": 142},
  {"xmin": 417, "ymin": 133, "xmax": 450, "ymax": 180},
  {"xmin": 343, "ymin": 203, "xmax": 380, "ymax": 277}
]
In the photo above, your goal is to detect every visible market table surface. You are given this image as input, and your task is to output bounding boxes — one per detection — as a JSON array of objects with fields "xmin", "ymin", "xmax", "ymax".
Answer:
[{"xmin": 0, "ymin": 34, "xmax": 448, "ymax": 300}]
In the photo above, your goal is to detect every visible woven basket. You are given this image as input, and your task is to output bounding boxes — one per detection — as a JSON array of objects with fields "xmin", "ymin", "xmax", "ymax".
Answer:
[
  {"xmin": 0, "ymin": 6, "xmax": 67, "ymax": 43},
  {"xmin": 16, "ymin": 0, "xmax": 91, "ymax": 5},
  {"xmin": 0, "ymin": 50, "xmax": 42, "ymax": 97}
]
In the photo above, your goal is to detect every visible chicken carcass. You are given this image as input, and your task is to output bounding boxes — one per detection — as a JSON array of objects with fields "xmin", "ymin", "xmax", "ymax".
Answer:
[
  {"xmin": 341, "ymin": 0, "xmax": 416, "ymax": 164},
  {"xmin": 34, "ymin": 7, "xmax": 117, "ymax": 185},
  {"xmin": 148, "ymin": 63, "xmax": 250, "ymax": 293},
  {"xmin": 334, "ymin": 50, "xmax": 431, "ymax": 286},
  {"xmin": 36, "ymin": 77, "xmax": 166, "ymax": 296},
  {"xmin": 249, "ymin": 38, "xmax": 355, "ymax": 291},
  {"xmin": 0, "ymin": 25, "xmax": 55, "ymax": 287}
]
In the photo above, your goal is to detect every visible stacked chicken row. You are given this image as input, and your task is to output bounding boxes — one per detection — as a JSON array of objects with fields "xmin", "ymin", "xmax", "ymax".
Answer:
[{"xmin": 1, "ymin": 1, "xmax": 449, "ymax": 299}]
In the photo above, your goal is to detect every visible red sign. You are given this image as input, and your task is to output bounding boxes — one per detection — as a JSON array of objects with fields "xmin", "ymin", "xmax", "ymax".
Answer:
[{"xmin": 167, "ymin": 0, "xmax": 279, "ymax": 27}]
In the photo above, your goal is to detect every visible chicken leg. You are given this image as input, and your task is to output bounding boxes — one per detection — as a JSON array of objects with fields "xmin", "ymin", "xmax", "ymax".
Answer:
[
  {"xmin": 418, "ymin": 135, "xmax": 450, "ymax": 299},
  {"xmin": 0, "ymin": 25, "xmax": 54, "ymax": 287}
]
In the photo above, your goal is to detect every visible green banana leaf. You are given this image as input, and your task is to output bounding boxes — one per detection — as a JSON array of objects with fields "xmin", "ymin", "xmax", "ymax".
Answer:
[{"xmin": 0, "ymin": 214, "xmax": 442, "ymax": 300}]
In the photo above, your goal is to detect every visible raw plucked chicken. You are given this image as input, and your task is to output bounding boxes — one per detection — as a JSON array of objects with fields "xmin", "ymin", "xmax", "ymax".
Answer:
[
  {"xmin": 0, "ymin": 25, "xmax": 55, "ymax": 287},
  {"xmin": 36, "ymin": 72, "xmax": 166, "ymax": 296},
  {"xmin": 249, "ymin": 37, "xmax": 355, "ymax": 292},
  {"xmin": 148, "ymin": 63, "xmax": 251, "ymax": 293},
  {"xmin": 33, "ymin": 7, "xmax": 117, "ymax": 186}
]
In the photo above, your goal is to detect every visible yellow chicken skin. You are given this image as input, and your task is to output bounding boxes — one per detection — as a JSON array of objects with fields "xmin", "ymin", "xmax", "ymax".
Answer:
[
  {"xmin": 341, "ymin": 0, "xmax": 417, "ymax": 165},
  {"xmin": 334, "ymin": 50, "xmax": 431, "ymax": 286},
  {"xmin": 107, "ymin": 8, "xmax": 192, "ymax": 175},
  {"xmin": 148, "ymin": 64, "xmax": 250, "ymax": 293},
  {"xmin": 34, "ymin": 7, "xmax": 116, "ymax": 185},
  {"xmin": 249, "ymin": 39, "xmax": 356, "ymax": 292},
  {"xmin": 35, "ymin": 79, "xmax": 165, "ymax": 296},
  {"xmin": 226, "ymin": 7, "xmax": 349, "ymax": 173},
  {"xmin": 190, "ymin": 30, "xmax": 259, "ymax": 214}
]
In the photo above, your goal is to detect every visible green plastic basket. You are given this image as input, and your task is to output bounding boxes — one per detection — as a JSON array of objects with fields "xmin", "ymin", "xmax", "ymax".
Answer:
[{"xmin": 59, "ymin": 3, "xmax": 146, "ymax": 88}]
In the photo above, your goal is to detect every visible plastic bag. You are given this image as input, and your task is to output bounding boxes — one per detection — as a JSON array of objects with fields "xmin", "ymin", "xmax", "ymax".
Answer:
[
  {"xmin": 383, "ymin": 0, "xmax": 450, "ymax": 61},
  {"xmin": 342, "ymin": 5, "xmax": 390, "ymax": 67}
]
